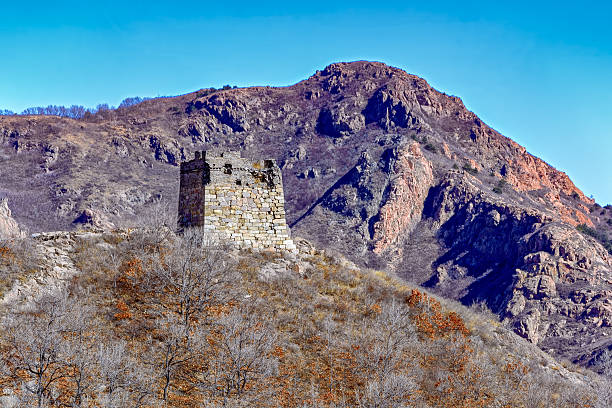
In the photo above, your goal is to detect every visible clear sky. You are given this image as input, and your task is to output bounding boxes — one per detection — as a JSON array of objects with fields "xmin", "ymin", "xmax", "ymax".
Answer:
[{"xmin": 1, "ymin": 1, "xmax": 611, "ymax": 204}]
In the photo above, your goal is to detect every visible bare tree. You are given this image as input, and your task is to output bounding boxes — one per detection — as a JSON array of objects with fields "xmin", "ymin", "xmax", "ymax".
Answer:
[
  {"xmin": 144, "ymin": 227, "xmax": 237, "ymax": 402},
  {"xmin": 144, "ymin": 197, "xmax": 178, "ymax": 232},
  {"xmin": 198, "ymin": 303, "xmax": 278, "ymax": 403},
  {"xmin": 62, "ymin": 298, "xmax": 97, "ymax": 407},
  {"xmin": 97, "ymin": 340, "xmax": 129, "ymax": 407},
  {"xmin": 118, "ymin": 96, "xmax": 151, "ymax": 109},
  {"xmin": 96, "ymin": 339, "xmax": 157, "ymax": 408},
  {"xmin": 154, "ymin": 314, "xmax": 194, "ymax": 402},
  {"xmin": 355, "ymin": 301, "xmax": 419, "ymax": 408},
  {"xmin": 117, "ymin": 197, "xmax": 177, "ymax": 242},
  {"xmin": 152, "ymin": 228, "xmax": 236, "ymax": 336},
  {"xmin": 1, "ymin": 293, "xmax": 71, "ymax": 408}
]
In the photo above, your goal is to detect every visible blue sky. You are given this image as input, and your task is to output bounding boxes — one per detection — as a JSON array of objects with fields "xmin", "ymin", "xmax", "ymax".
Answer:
[{"xmin": 1, "ymin": 1, "xmax": 611, "ymax": 204}]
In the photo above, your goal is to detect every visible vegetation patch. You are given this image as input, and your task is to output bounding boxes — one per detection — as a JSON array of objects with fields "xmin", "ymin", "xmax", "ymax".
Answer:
[
  {"xmin": 462, "ymin": 163, "xmax": 479, "ymax": 175},
  {"xmin": 492, "ymin": 178, "xmax": 508, "ymax": 194},
  {"xmin": 0, "ymin": 229, "xmax": 607, "ymax": 407},
  {"xmin": 576, "ymin": 224, "xmax": 612, "ymax": 255}
]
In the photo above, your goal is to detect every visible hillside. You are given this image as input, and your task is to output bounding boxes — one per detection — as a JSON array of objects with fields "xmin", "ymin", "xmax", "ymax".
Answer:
[
  {"xmin": 0, "ymin": 229, "xmax": 609, "ymax": 407},
  {"xmin": 0, "ymin": 61, "xmax": 611, "ymax": 369}
]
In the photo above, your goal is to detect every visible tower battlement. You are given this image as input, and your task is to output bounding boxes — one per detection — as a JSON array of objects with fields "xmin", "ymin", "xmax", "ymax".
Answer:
[{"xmin": 178, "ymin": 151, "xmax": 296, "ymax": 251}]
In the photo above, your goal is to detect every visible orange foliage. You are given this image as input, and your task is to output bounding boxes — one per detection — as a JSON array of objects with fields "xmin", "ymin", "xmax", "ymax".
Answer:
[
  {"xmin": 406, "ymin": 289, "xmax": 470, "ymax": 339},
  {"xmin": 0, "ymin": 246, "xmax": 14, "ymax": 263},
  {"xmin": 119, "ymin": 257, "xmax": 144, "ymax": 279},
  {"xmin": 113, "ymin": 300, "xmax": 132, "ymax": 320},
  {"xmin": 504, "ymin": 359, "xmax": 529, "ymax": 376},
  {"xmin": 115, "ymin": 257, "xmax": 146, "ymax": 301},
  {"xmin": 270, "ymin": 335, "xmax": 367, "ymax": 407}
]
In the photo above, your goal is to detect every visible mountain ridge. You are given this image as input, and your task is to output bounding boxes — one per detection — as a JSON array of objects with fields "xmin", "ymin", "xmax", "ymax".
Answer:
[{"xmin": 1, "ymin": 60, "xmax": 611, "ymax": 370}]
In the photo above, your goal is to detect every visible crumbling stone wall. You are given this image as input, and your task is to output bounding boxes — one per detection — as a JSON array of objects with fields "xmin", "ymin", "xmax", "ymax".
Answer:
[{"xmin": 178, "ymin": 151, "xmax": 296, "ymax": 251}]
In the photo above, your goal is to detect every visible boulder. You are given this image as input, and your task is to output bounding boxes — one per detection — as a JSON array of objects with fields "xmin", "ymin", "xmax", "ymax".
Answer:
[{"xmin": 73, "ymin": 209, "xmax": 115, "ymax": 231}]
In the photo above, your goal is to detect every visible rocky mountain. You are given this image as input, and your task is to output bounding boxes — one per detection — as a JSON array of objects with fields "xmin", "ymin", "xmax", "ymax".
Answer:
[{"xmin": 1, "ymin": 61, "xmax": 611, "ymax": 369}]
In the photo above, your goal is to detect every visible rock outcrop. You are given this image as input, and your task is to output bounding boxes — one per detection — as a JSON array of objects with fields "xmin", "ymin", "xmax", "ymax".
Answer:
[
  {"xmin": 0, "ymin": 198, "xmax": 24, "ymax": 239},
  {"xmin": 1, "ymin": 231, "xmax": 81, "ymax": 309},
  {"xmin": 372, "ymin": 143, "xmax": 433, "ymax": 253},
  {"xmin": 316, "ymin": 105, "xmax": 365, "ymax": 138},
  {"xmin": 416, "ymin": 171, "xmax": 612, "ymax": 361},
  {"xmin": 73, "ymin": 209, "xmax": 115, "ymax": 231}
]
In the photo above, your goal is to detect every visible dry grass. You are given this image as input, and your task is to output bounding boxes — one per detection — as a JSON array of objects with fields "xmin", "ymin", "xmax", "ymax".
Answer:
[{"xmin": 0, "ymin": 230, "xmax": 607, "ymax": 407}]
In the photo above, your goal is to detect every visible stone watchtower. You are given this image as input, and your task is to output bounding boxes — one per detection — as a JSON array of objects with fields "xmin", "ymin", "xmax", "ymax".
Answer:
[{"xmin": 178, "ymin": 151, "xmax": 296, "ymax": 251}]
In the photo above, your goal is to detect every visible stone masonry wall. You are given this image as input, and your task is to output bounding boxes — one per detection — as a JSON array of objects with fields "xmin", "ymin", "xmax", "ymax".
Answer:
[{"xmin": 179, "ymin": 151, "xmax": 296, "ymax": 251}]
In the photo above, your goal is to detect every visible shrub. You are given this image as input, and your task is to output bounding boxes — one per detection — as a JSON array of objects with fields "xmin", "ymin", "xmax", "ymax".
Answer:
[
  {"xmin": 577, "ymin": 224, "xmax": 602, "ymax": 239},
  {"xmin": 424, "ymin": 143, "xmax": 438, "ymax": 153},
  {"xmin": 196, "ymin": 88, "xmax": 217, "ymax": 98},
  {"xmin": 462, "ymin": 163, "xmax": 479, "ymax": 175},
  {"xmin": 492, "ymin": 179, "xmax": 507, "ymax": 195},
  {"xmin": 0, "ymin": 237, "xmax": 37, "ymax": 296}
]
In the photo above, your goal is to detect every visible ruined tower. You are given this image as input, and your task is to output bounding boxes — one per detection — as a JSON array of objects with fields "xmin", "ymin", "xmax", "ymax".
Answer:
[{"xmin": 178, "ymin": 151, "xmax": 296, "ymax": 251}]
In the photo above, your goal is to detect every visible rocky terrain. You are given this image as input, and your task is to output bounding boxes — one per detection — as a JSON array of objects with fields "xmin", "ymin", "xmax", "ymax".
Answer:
[
  {"xmin": 0, "ymin": 230, "xmax": 96, "ymax": 309},
  {"xmin": 0, "ymin": 60, "xmax": 611, "ymax": 370}
]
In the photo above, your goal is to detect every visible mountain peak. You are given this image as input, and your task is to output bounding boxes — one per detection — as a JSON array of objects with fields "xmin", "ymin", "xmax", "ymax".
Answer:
[{"xmin": 1, "ymin": 61, "xmax": 611, "ymax": 369}]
